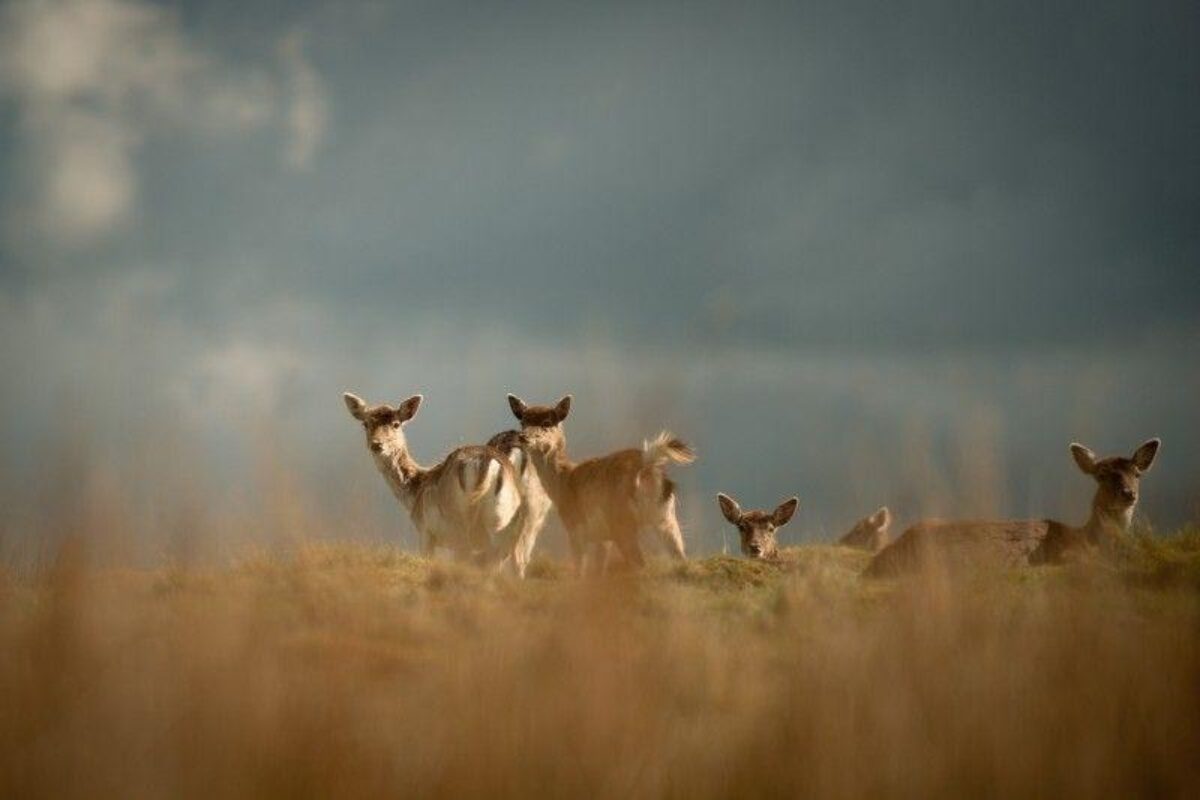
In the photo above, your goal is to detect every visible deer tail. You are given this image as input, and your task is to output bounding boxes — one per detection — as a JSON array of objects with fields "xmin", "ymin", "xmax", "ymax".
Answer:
[
  {"xmin": 641, "ymin": 431, "xmax": 696, "ymax": 469},
  {"xmin": 465, "ymin": 456, "xmax": 506, "ymax": 504}
]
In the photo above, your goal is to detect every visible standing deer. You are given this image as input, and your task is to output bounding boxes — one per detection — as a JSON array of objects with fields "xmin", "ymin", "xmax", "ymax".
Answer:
[
  {"xmin": 716, "ymin": 493, "xmax": 798, "ymax": 560},
  {"xmin": 342, "ymin": 392, "xmax": 525, "ymax": 570},
  {"xmin": 506, "ymin": 394, "xmax": 694, "ymax": 572},
  {"xmin": 866, "ymin": 438, "xmax": 1161, "ymax": 577}
]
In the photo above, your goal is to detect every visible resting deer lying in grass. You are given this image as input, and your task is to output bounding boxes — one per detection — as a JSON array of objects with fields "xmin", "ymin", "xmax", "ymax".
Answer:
[
  {"xmin": 1030, "ymin": 439, "xmax": 1160, "ymax": 564},
  {"xmin": 507, "ymin": 394, "xmax": 694, "ymax": 571},
  {"xmin": 342, "ymin": 392, "xmax": 524, "ymax": 570},
  {"xmin": 838, "ymin": 506, "xmax": 891, "ymax": 552},
  {"xmin": 718, "ymin": 494, "xmax": 889, "ymax": 558},
  {"xmin": 866, "ymin": 438, "xmax": 1161, "ymax": 577},
  {"xmin": 716, "ymin": 493, "xmax": 798, "ymax": 560}
]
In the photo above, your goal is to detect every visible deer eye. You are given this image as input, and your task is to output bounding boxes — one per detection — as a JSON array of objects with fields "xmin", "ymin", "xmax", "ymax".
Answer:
[{"xmin": 391, "ymin": 420, "xmax": 401, "ymax": 429}]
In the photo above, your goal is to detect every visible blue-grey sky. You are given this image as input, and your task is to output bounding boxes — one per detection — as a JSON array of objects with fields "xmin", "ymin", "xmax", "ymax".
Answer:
[{"xmin": 1, "ymin": 0, "xmax": 1197, "ymax": 552}]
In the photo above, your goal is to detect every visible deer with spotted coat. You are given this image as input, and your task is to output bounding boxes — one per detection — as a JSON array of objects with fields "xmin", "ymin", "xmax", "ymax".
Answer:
[{"xmin": 343, "ymin": 392, "xmax": 530, "ymax": 573}]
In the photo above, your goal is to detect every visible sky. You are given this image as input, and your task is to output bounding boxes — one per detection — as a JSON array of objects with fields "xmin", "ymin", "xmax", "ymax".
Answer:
[{"xmin": 0, "ymin": 0, "xmax": 1197, "ymax": 553}]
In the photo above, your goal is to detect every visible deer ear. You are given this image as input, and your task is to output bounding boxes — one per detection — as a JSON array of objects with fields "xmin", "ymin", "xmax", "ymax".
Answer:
[
  {"xmin": 507, "ymin": 394, "xmax": 528, "ymax": 421},
  {"xmin": 554, "ymin": 395, "xmax": 572, "ymax": 422},
  {"xmin": 1070, "ymin": 443, "xmax": 1097, "ymax": 475},
  {"xmin": 772, "ymin": 497, "xmax": 799, "ymax": 527},
  {"xmin": 343, "ymin": 392, "xmax": 368, "ymax": 420},
  {"xmin": 1131, "ymin": 438, "xmax": 1160, "ymax": 473},
  {"xmin": 870, "ymin": 506, "xmax": 891, "ymax": 530},
  {"xmin": 717, "ymin": 493, "xmax": 742, "ymax": 524},
  {"xmin": 396, "ymin": 394, "xmax": 423, "ymax": 423}
]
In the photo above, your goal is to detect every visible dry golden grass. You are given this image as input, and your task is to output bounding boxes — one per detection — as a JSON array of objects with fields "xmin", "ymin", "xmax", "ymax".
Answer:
[{"xmin": 2, "ymin": 533, "xmax": 1199, "ymax": 799}]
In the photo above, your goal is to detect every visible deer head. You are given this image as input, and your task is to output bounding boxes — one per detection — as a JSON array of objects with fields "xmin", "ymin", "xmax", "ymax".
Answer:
[
  {"xmin": 343, "ymin": 392, "xmax": 423, "ymax": 460},
  {"xmin": 1070, "ymin": 438, "xmax": 1160, "ymax": 527},
  {"xmin": 507, "ymin": 394, "xmax": 571, "ymax": 455},
  {"xmin": 717, "ymin": 492, "xmax": 798, "ymax": 560},
  {"xmin": 842, "ymin": 506, "xmax": 892, "ymax": 551}
]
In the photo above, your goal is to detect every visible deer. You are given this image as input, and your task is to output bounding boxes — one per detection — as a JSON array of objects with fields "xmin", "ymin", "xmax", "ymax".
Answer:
[
  {"xmin": 505, "ymin": 394, "xmax": 694, "ymax": 572},
  {"xmin": 716, "ymin": 493, "xmax": 798, "ymax": 560},
  {"xmin": 484, "ymin": 429, "xmax": 552, "ymax": 577},
  {"xmin": 865, "ymin": 438, "xmax": 1161, "ymax": 577},
  {"xmin": 838, "ymin": 506, "xmax": 892, "ymax": 552},
  {"xmin": 342, "ymin": 392, "xmax": 527, "ymax": 572},
  {"xmin": 717, "ymin": 494, "xmax": 890, "ymax": 558}
]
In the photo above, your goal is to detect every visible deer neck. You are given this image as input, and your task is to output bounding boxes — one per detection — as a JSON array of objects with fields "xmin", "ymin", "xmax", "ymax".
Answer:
[
  {"xmin": 1081, "ymin": 491, "xmax": 1134, "ymax": 543},
  {"xmin": 374, "ymin": 449, "xmax": 426, "ymax": 512},
  {"xmin": 526, "ymin": 444, "xmax": 574, "ymax": 507}
]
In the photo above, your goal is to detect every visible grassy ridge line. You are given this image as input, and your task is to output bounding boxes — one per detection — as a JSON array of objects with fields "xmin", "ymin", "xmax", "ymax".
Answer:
[
  {"xmin": 198, "ymin": 525, "xmax": 1200, "ymax": 592},
  {"xmin": 3, "ymin": 527, "xmax": 1197, "ymax": 602}
]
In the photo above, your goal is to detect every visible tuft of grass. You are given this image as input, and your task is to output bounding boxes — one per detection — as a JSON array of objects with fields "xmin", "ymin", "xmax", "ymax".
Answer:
[
  {"xmin": 666, "ymin": 554, "xmax": 786, "ymax": 589},
  {"xmin": 1116, "ymin": 525, "xmax": 1200, "ymax": 589},
  {"xmin": 525, "ymin": 553, "xmax": 572, "ymax": 580}
]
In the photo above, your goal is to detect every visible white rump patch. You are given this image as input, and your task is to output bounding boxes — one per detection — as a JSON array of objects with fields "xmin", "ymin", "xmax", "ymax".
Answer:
[
  {"xmin": 493, "ymin": 472, "xmax": 521, "ymax": 530},
  {"xmin": 481, "ymin": 458, "xmax": 500, "ymax": 492}
]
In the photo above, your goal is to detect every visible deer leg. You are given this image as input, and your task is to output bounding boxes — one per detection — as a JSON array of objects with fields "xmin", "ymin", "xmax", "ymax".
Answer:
[
  {"xmin": 585, "ymin": 541, "xmax": 615, "ymax": 576},
  {"xmin": 565, "ymin": 527, "xmax": 586, "ymax": 577},
  {"xmin": 655, "ymin": 513, "xmax": 687, "ymax": 561},
  {"xmin": 511, "ymin": 514, "xmax": 538, "ymax": 580},
  {"xmin": 613, "ymin": 534, "xmax": 645, "ymax": 571},
  {"xmin": 601, "ymin": 541, "xmax": 616, "ymax": 574}
]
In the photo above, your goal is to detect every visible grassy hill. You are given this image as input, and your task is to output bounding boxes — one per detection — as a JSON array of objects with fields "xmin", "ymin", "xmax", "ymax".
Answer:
[{"xmin": 2, "ymin": 530, "xmax": 1199, "ymax": 797}]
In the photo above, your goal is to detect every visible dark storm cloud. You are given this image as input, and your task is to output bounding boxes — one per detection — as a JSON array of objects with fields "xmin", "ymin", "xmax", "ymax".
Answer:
[
  {"xmin": 1, "ymin": 0, "xmax": 1197, "ymax": 545},
  {"xmin": 46, "ymin": 0, "xmax": 1190, "ymax": 351}
]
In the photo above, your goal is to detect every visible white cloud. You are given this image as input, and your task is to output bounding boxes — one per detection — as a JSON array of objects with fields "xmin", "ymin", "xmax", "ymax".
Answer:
[
  {"xmin": 278, "ymin": 31, "xmax": 329, "ymax": 170},
  {"xmin": 29, "ymin": 104, "xmax": 138, "ymax": 240},
  {"xmin": 0, "ymin": 0, "xmax": 328, "ymax": 247}
]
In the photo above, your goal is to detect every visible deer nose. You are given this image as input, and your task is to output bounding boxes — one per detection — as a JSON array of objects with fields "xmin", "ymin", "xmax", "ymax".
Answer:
[
  {"xmin": 369, "ymin": 442, "xmax": 383, "ymax": 453},
  {"xmin": 1121, "ymin": 488, "xmax": 1137, "ymax": 502}
]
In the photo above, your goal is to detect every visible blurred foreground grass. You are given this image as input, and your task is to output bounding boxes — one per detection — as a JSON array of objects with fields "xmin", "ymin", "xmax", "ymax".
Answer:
[{"xmin": 2, "ymin": 529, "xmax": 1199, "ymax": 798}]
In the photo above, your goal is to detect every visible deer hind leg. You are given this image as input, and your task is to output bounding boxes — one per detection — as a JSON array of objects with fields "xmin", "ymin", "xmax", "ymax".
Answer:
[
  {"xmin": 517, "ymin": 501, "xmax": 547, "ymax": 569},
  {"xmin": 564, "ymin": 526, "xmax": 587, "ymax": 577},
  {"xmin": 613, "ymin": 535, "xmax": 645, "ymax": 571},
  {"xmin": 648, "ymin": 489, "xmax": 687, "ymax": 560},
  {"xmin": 418, "ymin": 529, "xmax": 436, "ymax": 558},
  {"xmin": 581, "ymin": 541, "xmax": 612, "ymax": 577},
  {"xmin": 507, "ymin": 515, "xmax": 536, "ymax": 580},
  {"xmin": 511, "ymin": 502, "xmax": 549, "ymax": 579},
  {"xmin": 654, "ymin": 515, "xmax": 687, "ymax": 560},
  {"xmin": 487, "ymin": 506, "xmax": 528, "ymax": 578},
  {"xmin": 600, "ymin": 506, "xmax": 640, "ymax": 571}
]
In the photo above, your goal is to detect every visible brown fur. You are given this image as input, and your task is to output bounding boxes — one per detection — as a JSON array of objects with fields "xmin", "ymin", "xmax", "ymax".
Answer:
[
  {"xmin": 343, "ymin": 392, "xmax": 522, "ymax": 562},
  {"xmin": 485, "ymin": 428, "xmax": 553, "ymax": 574},
  {"xmin": 866, "ymin": 439, "xmax": 1160, "ymax": 577},
  {"xmin": 838, "ymin": 507, "xmax": 891, "ymax": 552},
  {"xmin": 508, "ymin": 394, "xmax": 693, "ymax": 572},
  {"xmin": 717, "ymin": 493, "xmax": 798, "ymax": 560}
]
